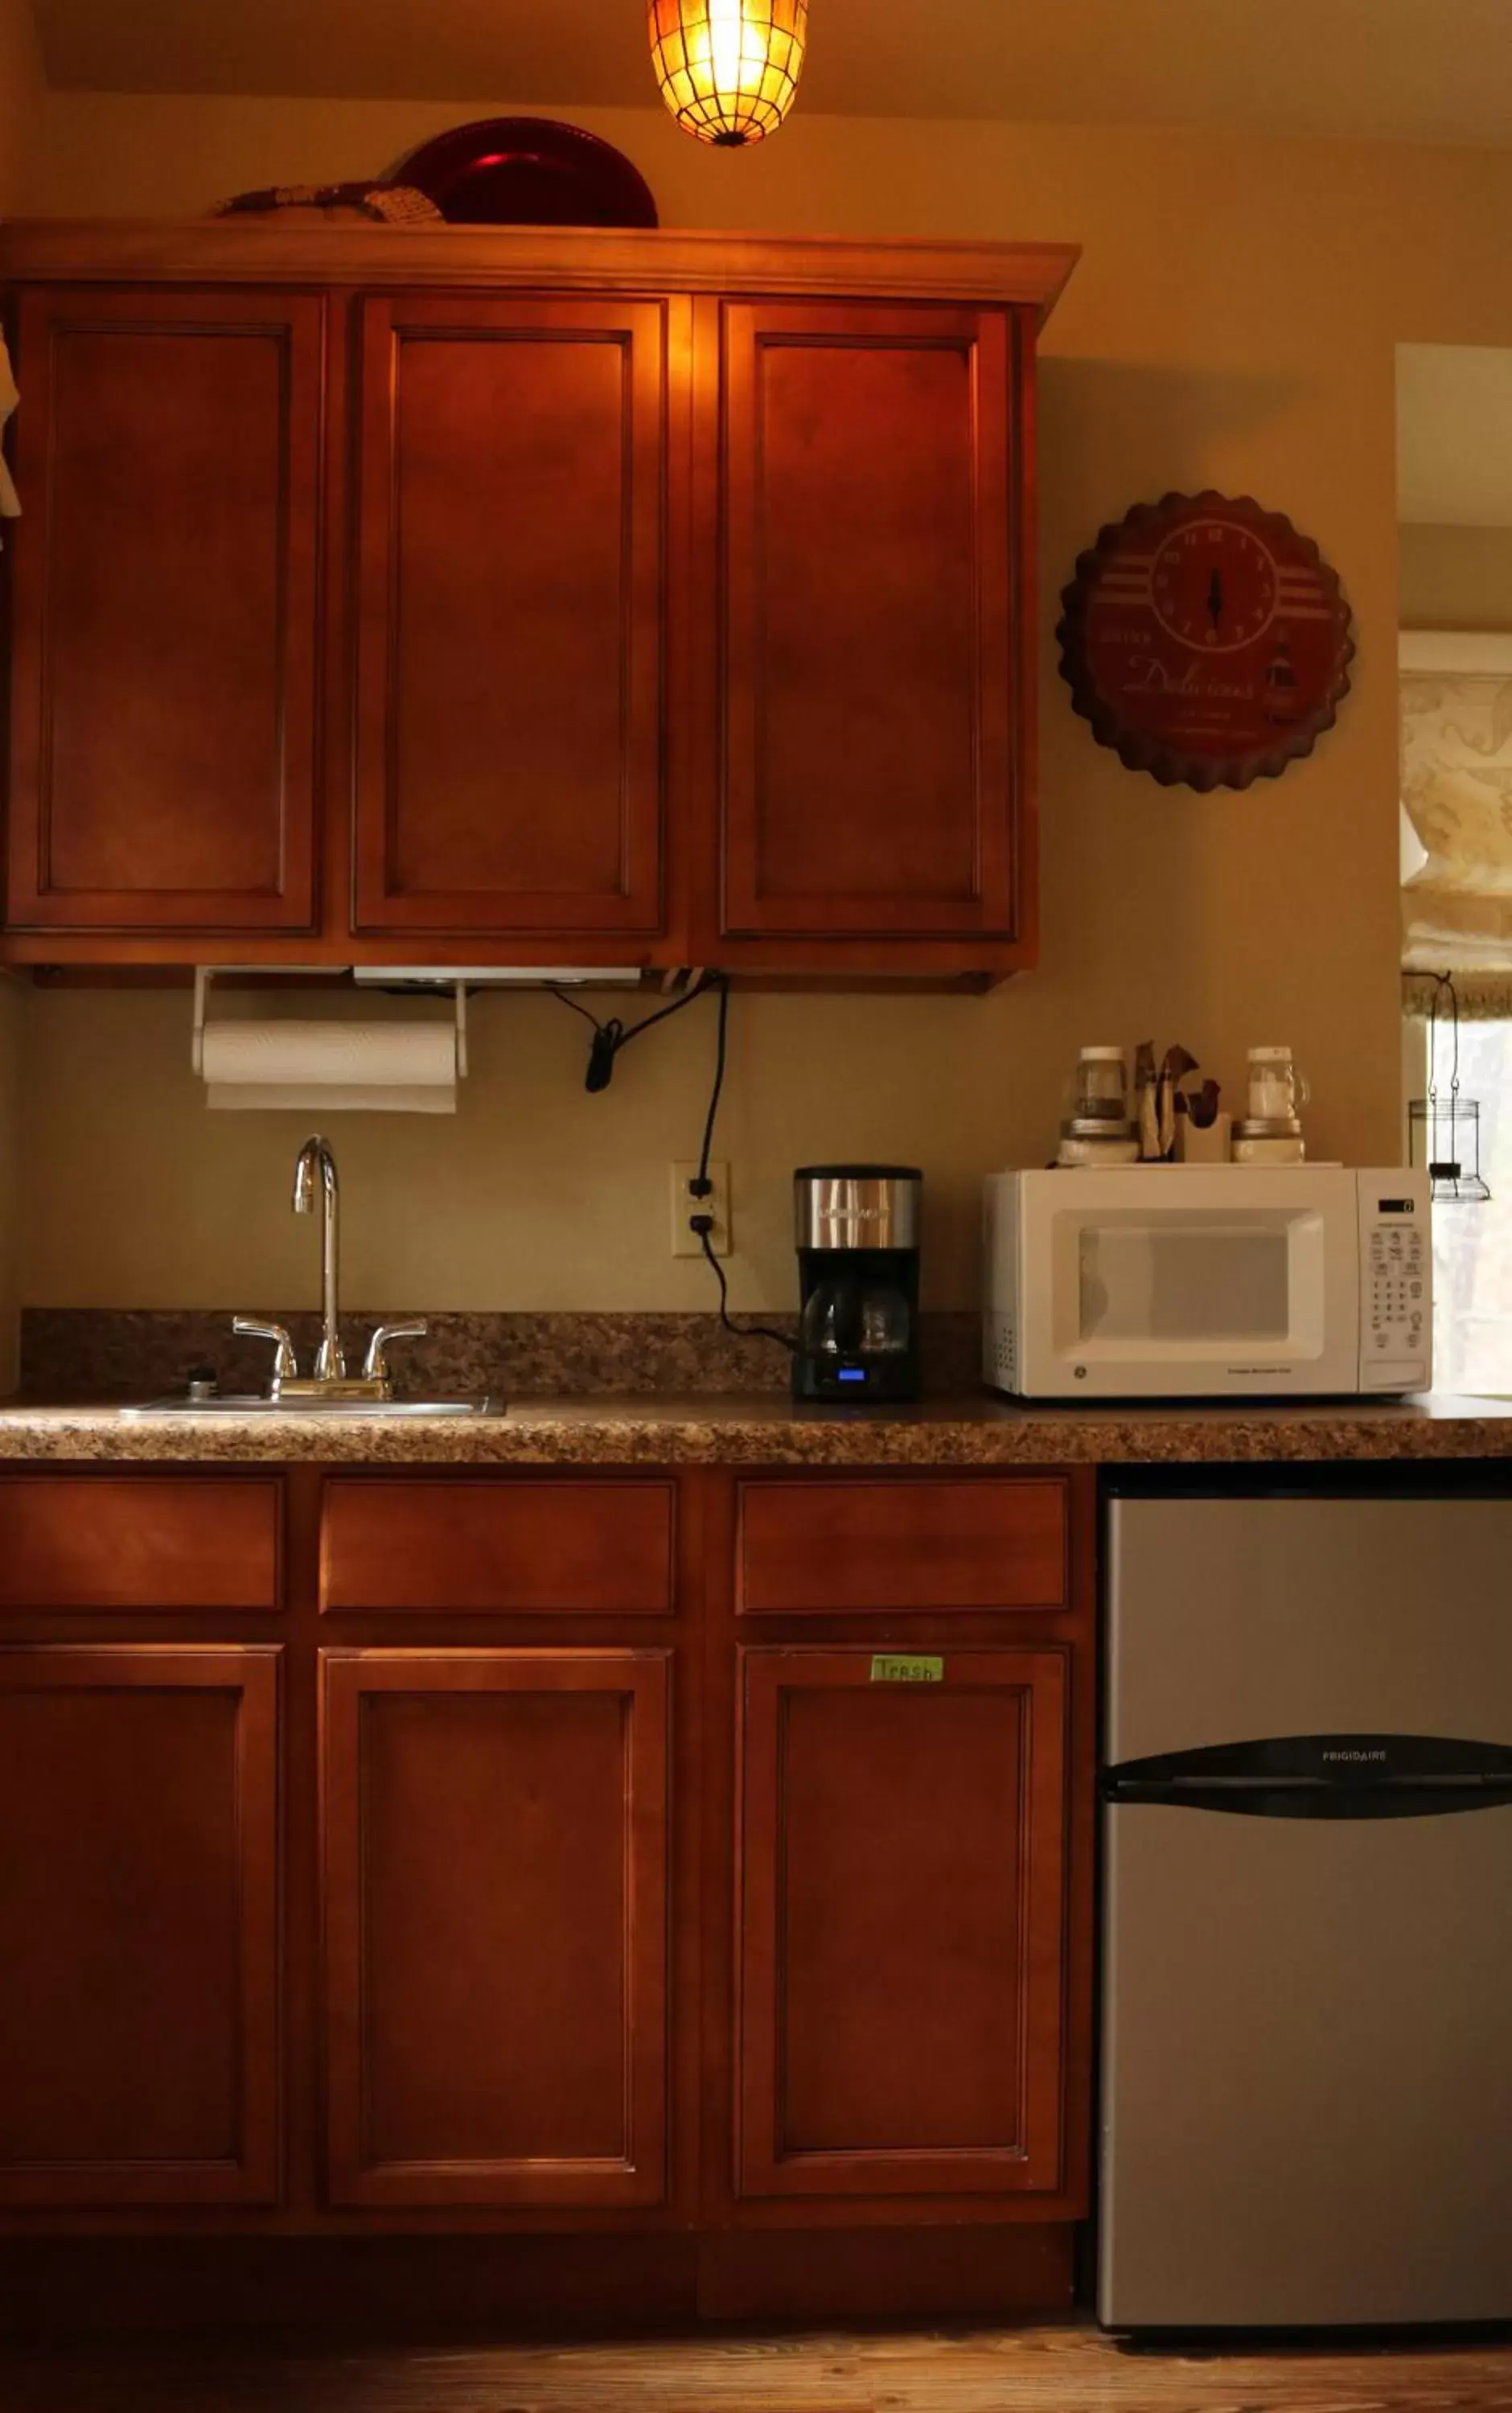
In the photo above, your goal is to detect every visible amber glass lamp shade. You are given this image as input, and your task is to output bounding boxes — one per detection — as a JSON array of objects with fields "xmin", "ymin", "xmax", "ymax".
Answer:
[{"xmin": 648, "ymin": 0, "xmax": 808, "ymax": 146}]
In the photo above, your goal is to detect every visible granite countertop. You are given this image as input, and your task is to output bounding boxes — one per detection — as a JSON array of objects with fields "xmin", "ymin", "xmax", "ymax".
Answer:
[{"xmin": 2, "ymin": 1394, "xmax": 1512, "ymax": 1466}]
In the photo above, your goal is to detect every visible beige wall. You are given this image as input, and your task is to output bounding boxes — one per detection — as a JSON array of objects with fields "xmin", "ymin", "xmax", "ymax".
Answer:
[
  {"xmin": 16, "ymin": 101, "xmax": 1512, "ymax": 1319},
  {"xmin": 1399, "ymin": 522, "xmax": 1512, "ymax": 631},
  {"xmin": 0, "ymin": 0, "xmax": 41, "ymax": 1384}
]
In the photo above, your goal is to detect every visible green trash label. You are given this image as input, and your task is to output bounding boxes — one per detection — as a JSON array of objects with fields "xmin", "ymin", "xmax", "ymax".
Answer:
[{"xmin": 869, "ymin": 1654, "xmax": 944, "ymax": 1685}]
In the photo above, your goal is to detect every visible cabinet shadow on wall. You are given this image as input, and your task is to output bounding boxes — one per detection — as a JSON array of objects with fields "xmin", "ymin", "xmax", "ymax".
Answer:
[{"xmin": 1035, "ymin": 357, "xmax": 1311, "ymax": 555}]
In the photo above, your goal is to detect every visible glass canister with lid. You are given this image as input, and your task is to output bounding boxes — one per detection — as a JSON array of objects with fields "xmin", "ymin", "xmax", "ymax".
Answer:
[
  {"xmin": 1246, "ymin": 1045, "xmax": 1308, "ymax": 1127},
  {"xmin": 1233, "ymin": 1043, "xmax": 1309, "ymax": 1162},
  {"xmin": 1058, "ymin": 1046, "xmax": 1140, "ymax": 1165},
  {"xmin": 1074, "ymin": 1045, "xmax": 1130, "ymax": 1125}
]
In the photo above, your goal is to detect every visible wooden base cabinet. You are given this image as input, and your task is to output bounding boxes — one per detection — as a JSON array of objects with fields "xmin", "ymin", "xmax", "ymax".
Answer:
[
  {"xmin": 321, "ymin": 1648, "xmax": 671, "ymax": 2209},
  {"xmin": 0, "ymin": 1463, "xmax": 1092, "ymax": 2331},
  {"xmin": 734, "ymin": 1645, "xmax": 1070, "ymax": 2200},
  {"xmin": 0, "ymin": 1645, "xmax": 280, "ymax": 2207}
]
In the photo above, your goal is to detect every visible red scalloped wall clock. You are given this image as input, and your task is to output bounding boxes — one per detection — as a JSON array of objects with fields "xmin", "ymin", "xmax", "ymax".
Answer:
[{"xmin": 1057, "ymin": 491, "xmax": 1355, "ymax": 791}]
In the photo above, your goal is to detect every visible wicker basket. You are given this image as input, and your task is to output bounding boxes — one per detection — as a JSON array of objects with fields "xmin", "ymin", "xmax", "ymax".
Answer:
[{"xmin": 214, "ymin": 183, "xmax": 442, "ymax": 226}]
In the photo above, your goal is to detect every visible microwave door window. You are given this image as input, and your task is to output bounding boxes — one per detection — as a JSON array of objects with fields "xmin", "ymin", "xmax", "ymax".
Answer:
[{"xmin": 1068, "ymin": 1211, "xmax": 1329, "ymax": 1360}]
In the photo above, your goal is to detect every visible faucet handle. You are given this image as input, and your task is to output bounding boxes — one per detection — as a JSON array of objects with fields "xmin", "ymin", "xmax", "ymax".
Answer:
[
  {"xmin": 232, "ymin": 1317, "xmax": 299, "ymax": 1390},
  {"xmin": 362, "ymin": 1321, "xmax": 429, "ymax": 1384}
]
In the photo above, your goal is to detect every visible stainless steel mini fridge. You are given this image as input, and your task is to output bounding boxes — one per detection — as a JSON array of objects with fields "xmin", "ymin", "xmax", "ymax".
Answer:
[{"xmin": 1099, "ymin": 1470, "xmax": 1512, "ymax": 2331}]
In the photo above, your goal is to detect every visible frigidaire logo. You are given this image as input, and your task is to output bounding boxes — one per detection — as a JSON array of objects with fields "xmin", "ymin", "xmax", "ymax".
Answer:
[{"xmin": 1322, "ymin": 1748, "xmax": 1388, "ymax": 1763}]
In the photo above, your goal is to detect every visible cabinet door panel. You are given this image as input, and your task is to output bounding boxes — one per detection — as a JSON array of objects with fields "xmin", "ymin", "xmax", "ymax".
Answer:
[
  {"xmin": 0, "ymin": 1646, "xmax": 280, "ymax": 2205},
  {"xmin": 323, "ymin": 1649, "xmax": 669, "ymax": 2206},
  {"xmin": 6, "ymin": 287, "xmax": 322, "ymax": 934},
  {"xmin": 737, "ymin": 1646, "xmax": 1066, "ymax": 2197},
  {"xmin": 720, "ymin": 301, "xmax": 1021, "ymax": 941},
  {"xmin": 353, "ymin": 296, "xmax": 668, "ymax": 939}
]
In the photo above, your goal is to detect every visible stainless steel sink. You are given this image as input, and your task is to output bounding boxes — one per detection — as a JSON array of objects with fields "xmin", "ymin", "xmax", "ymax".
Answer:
[{"xmin": 118, "ymin": 1395, "xmax": 501, "ymax": 1419}]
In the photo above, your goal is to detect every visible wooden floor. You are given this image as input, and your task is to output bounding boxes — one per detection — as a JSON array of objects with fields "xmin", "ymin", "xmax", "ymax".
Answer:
[{"xmin": 1, "ymin": 2325, "xmax": 1510, "ymax": 2413}]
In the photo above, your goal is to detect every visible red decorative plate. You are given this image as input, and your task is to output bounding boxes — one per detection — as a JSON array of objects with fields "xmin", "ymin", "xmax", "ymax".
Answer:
[
  {"xmin": 393, "ymin": 117, "xmax": 659, "ymax": 229},
  {"xmin": 1057, "ymin": 491, "xmax": 1355, "ymax": 791}
]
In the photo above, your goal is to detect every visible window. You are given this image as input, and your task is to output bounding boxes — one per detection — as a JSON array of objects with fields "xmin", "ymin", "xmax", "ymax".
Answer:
[{"xmin": 1416, "ymin": 1014, "xmax": 1512, "ymax": 1395}]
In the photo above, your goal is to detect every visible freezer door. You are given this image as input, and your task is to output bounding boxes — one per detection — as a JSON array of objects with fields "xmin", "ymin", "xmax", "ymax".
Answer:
[
  {"xmin": 1108, "ymin": 1494, "xmax": 1512, "ymax": 1766},
  {"xmin": 1099, "ymin": 1796, "xmax": 1512, "ymax": 2328}
]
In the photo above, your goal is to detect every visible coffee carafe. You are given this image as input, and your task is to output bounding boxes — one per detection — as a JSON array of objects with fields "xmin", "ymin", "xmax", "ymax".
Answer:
[{"xmin": 793, "ymin": 1165, "xmax": 922, "ymax": 1404}]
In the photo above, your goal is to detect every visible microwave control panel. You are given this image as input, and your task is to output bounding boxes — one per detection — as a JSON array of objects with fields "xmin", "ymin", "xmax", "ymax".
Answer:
[{"xmin": 1361, "ymin": 1186, "xmax": 1429, "ymax": 1390}]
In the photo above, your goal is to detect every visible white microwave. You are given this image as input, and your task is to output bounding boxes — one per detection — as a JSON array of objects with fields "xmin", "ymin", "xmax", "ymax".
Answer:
[{"xmin": 983, "ymin": 1166, "xmax": 1431, "ymax": 1400}]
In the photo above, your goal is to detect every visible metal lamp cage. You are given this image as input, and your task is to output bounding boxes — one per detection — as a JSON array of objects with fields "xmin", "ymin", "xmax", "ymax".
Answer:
[{"xmin": 1408, "ymin": 974, "xmax": 1491, "ymax": 1204}]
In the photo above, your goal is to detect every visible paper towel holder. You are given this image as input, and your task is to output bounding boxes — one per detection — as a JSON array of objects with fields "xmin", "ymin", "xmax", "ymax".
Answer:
[{"xmin": 192, "ymin": 968, "xmax": 470, "ymax": 1082}]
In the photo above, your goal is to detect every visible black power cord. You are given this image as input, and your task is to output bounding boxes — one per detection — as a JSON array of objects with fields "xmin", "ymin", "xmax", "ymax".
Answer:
[
  {"xmin": 685, "ymin": 977, "xmax": 794, "ymax": 1355},
  {"xmin": 546, "ymin": 973, "xmax": 716, "ymax": 1092},
  {"xmin": 551, "ymin": 972, "xmax": 792, "ymax": 1354}
]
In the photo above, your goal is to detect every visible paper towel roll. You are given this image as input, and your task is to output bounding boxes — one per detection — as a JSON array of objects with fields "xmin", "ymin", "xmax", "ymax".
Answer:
[{"xmin": 202, "ymin": 1020, "xmax": 458, "ymax": 1113}]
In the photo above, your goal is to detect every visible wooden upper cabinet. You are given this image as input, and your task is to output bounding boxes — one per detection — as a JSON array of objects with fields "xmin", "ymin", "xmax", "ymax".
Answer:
[
  {"xmin": 4, "ymin": 286, "xmax": 323, "ymax": 935},
  {"xmin": 351, "ymin": 294, "xmax": 672, "ymax": 943},
  {"xmin": 711, "ymin": 299, "xmax": 1031, "ymax": 962},
  {"xmin": 0, "ymin": 1645, "xmax": 280, "ymax": 2206},
  {"xmin": 322, "ymin": 1647, "xmax": 671, "ymax": 2207},
  {"xmin": 736, "ymin": 1645, "xmax": 1068, "ymax": 2201},
  {"xmin": 0, "ymin": 227, "xmax": 1071, "ymax": 972}
]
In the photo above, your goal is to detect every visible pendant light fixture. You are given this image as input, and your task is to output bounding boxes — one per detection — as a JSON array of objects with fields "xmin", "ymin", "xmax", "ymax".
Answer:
[{"xmin": 648, "ymin": 0, "xmax": 808, "ymax": 147}]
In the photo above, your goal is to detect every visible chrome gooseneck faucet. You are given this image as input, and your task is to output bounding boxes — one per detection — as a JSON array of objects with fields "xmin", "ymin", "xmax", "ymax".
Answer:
[
  {"xmin": 231, "ymin": 1136, "xmax": 427, "ymax": 1402},
  {"xmin": 292, "ymin": 1134, "xmax": 343, "ymax": 1379}
]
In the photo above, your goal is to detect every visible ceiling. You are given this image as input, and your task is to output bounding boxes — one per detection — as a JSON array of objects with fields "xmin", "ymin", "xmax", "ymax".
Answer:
[
  {"xmin": 24, "ymin": 0, "xmax": 1512, "ymax": 147},
  {"xmin": 1399, "ymin": 347, "xmax": 1512, "ymax": 528}
]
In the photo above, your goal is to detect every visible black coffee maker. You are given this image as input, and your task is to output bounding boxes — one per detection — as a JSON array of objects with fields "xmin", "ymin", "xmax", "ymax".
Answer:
[{"xmin": 793, "ymin": 1165, "xmax": 922, "ymax": 1404}]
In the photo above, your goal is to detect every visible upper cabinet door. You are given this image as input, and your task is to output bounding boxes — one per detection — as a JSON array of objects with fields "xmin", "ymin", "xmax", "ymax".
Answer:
[
  {"xmin": 717, "ymin": 300, "xmax": 1028, "ymax": 953},
  {"xmin": 5, "ymin": 287, "xmax": 323, "ymax": 935},
  {"xmin": 352, "ymin": 295, "xmax": 671, "ymax": 942}
]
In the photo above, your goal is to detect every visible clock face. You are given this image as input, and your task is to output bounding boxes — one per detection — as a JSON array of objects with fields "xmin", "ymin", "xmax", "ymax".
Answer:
[
  {"xmin": 1149, "ymin": 519, "xmax": 1278, "ymax": 652},
  {"xmin": 1057, "ymin": 491, "xmax": 1354, "ymax": 791}
]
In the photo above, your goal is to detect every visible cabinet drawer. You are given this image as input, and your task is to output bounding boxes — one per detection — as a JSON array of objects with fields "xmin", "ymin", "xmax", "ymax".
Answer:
[
  {"xmin": 320, "ymin": 1480, "xmax": 676, "ymax": 1613},
  {"xmin": 738, "ymin": 1478, "xmax": 1069, "ymax": 1614},
  {"xmin": 0, "ymin": 1477, "xmax": 282, "ymax": 1612}
]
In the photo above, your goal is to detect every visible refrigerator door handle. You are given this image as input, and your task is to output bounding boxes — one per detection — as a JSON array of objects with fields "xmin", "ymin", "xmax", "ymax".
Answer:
[
  {"xmin": 1106, "ymin": 1729, "xmax": 1512, "ymax": 1786},
  {"xmin": 1103, "ymin": 1733, "xmax": 1512, "ymax": 1819},
  {"xmin": 1104, "ymin": 1775, "xmax": 1512, "ymax": 1819}
]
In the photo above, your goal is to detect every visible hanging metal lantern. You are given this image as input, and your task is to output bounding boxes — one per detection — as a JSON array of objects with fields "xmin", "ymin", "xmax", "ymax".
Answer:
[
  {"xmin": 648, "ymin": 0, "xmax": 808, "ymax": 147},
  {"xmin": 1409, "ymin": 973, "xmax": 1491, "ymax": 1203}
]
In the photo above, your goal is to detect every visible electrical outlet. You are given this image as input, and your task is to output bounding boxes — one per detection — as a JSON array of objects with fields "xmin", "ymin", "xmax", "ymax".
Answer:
[{"xmin": 672, "ymin": 1160, "xmax": 730, "ymax": 1258}]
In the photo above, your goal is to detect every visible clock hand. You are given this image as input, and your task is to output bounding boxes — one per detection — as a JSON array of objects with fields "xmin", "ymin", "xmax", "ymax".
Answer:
[{"xmin": 1207, "ymin": 568, "xmax": 1224, "ymax": 631}]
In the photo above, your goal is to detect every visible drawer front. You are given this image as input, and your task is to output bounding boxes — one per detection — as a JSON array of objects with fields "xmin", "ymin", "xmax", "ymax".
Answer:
[
  {"xmin": 0, "ymin": 1478, "xmax": 282, "ymax": 1612},
  {"xmin": 738, "ymin": 1478, "xmax": 1069, "ymax": 1614},
  {"xmin": 321, "ymin": 1480, "xmax": 676, "ymax": 1614}
]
